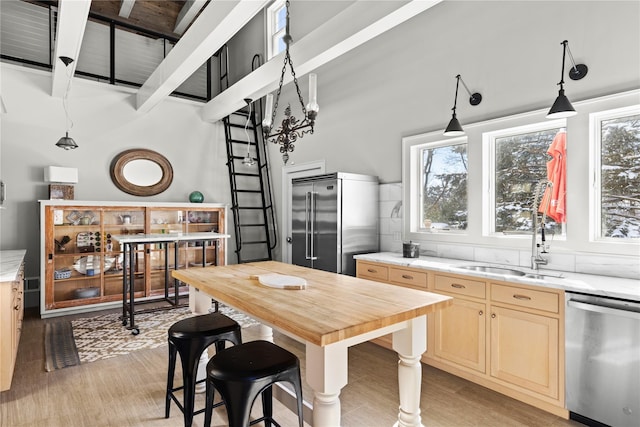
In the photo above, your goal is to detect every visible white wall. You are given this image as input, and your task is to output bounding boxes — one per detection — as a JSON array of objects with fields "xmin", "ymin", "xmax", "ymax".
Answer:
[{"xmin": 0, "ymin": 64, "xmax": 232, "ymax": 280}]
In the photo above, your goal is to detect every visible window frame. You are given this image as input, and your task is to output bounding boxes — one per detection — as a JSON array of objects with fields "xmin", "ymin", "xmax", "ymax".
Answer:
[
  {"xmin": 405, "ymin": 135, "xmax": 469, "ymax": 235},
  {"xmin": 589, "ymin": 104, "xmax": 640, "ymax": 243},
  {"xmin": 266, "ymin": 0, "xmax": 286, "ymax": 60},
  {"xmin": 482, "ymin": 119, "xmax": 566, "ymax": 238}
]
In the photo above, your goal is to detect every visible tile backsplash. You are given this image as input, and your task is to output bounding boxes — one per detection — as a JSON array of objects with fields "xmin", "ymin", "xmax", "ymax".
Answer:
[{"xmin": 377, "ymin": 183, "xmax": 639, "ymax": 279}]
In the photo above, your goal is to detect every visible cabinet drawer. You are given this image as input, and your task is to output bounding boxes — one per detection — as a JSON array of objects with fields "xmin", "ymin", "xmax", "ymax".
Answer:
[
  {"xmin": 389, "ymin": 267, "xmax": 428, "ymax": 289},
  {"xmin": 491, "ymin": 283, "xmax": 559, "ymax": 313},
  {"xmin": 357, "ymin": 261, "xmax": 389, "ymax": 282},
  {"xmin": 435, "ymin": 274, "xmax": 485, "ymax": 299}
]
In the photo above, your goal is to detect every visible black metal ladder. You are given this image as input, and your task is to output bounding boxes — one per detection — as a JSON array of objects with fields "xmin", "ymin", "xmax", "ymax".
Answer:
[{"xmin": 218, "ymin": 46, "xmax": 277, "ymax": 263}]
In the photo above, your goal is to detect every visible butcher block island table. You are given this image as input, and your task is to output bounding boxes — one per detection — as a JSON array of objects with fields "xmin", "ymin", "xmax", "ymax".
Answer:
[{"xmin": 173, "ymin": 261, "xmax": 452, "ymax": 427}]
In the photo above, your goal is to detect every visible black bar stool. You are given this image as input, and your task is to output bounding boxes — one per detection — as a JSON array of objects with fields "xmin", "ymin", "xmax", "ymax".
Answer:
[
  {"xmin": 204, "ymin": 340, "xmax": 304, "ymax": 427},
  {"xmin": 166, "ymin": 312, "xmax": 242, "ymax": 427}
]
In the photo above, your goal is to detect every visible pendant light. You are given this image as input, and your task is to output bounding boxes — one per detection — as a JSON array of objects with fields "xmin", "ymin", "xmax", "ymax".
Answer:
[
  {"xmin": 242, "ymin": 98, "xmax": 256, "ymax": 166},
  {"xmin": 546, "ymin": 40, "xmax": 588, "ymax": 119},
  {"xmin": 443, "ymin": 74, "xmax": 482, "ymax": 137},
  {"xmin": 55, "ymin": 56, "xmax": 79, "ymax": 150}
]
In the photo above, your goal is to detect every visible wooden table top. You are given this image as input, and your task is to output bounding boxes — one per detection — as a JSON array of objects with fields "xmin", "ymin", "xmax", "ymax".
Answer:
[{"xmin": 173, "ymin": 261, "xmax": 452, "ymax": 347}]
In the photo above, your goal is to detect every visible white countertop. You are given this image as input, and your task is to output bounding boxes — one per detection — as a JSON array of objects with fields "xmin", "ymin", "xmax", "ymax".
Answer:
[
  {"xmin": 0, "ymin": 250, "xmax": 26, "ymax": 282},
  {"xmin": 111, "ymin": 232, "xmax": 230, "ymax": 244},
  {"xmin": 355, "ymin": 252, "xmax": 640, "ymax": 302}
]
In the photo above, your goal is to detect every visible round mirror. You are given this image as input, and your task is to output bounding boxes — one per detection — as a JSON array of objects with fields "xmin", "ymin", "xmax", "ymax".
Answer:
[{"xmin": 110, "ymin": 149, "xmax": 173, "ymax": 196}]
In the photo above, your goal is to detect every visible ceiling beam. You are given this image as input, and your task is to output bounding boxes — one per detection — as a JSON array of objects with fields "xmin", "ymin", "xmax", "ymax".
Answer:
[
  {"xmin": 201, "ymin": 0, "xmax": 443, "ymax": 123},
  {"xmin": 136, "ymin": 0, "xmax": 269, "ymax": 113},
  {"xmin": 51, "ymin": 0, "xmax": 92, "ymax": 98},
  {"xmin": 174, "ymin": 0, "xmax": 208, "ymax": 35},
  {"xmin": 119, "ymin": 0, "xmax": 136, "ymax": 18}
]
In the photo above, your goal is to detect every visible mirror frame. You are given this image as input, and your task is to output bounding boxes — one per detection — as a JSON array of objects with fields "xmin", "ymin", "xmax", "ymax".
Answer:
[{"xmin": 110, "ymin": 149, "xmax": 173, "ymax": 196}]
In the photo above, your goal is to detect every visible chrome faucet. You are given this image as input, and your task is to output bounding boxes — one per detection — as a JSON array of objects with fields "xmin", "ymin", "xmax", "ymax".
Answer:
[{"xmin": 531, "ymin": 181, "xmax": 552, "ymax": 270}]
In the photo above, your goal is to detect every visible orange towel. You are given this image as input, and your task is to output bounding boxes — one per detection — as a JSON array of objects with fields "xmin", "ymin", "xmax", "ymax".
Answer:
[{"xmin": 539, "ymin": 130, "xmax": 566, "ymax": 223}]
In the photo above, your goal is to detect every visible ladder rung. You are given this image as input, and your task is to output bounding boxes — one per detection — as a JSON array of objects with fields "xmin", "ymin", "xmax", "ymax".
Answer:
[
  {"xmin": 243, "ymin": 241, "xmax": 268, "ymax": 245},
  {"xmin": 239, "ymin": 224, "xmax": 266, "ymax": 227},
  {"xmin": 231, "ymin": 172, "xmax": 260, "ymax": 177},
  {"xmin": 229, "ymin": 139, "xmax": 257, "ymax": 145},
  {"xmin": 235, "ymin": 206, "xmax": 265, "ymax": 210},
  {"xmin": 236, "ymin": 190, "xmax": 261, "ymax": 193},
  {"xmin": 228, "ymin": 123, "xmax": 255, "ymax": 129},
  {"xmin": 230, "ymin": 111, "xmax": 250, "ymax": 117}
]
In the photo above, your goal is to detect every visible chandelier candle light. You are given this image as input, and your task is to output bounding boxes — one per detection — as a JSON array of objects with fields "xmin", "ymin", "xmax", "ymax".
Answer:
[{"xmin": 262, "ymin": 0, "xmax": 319, "ymax": 164}]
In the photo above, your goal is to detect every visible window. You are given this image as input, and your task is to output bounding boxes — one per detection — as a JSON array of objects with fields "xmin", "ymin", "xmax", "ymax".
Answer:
[
  {"xmin": 485, "ymin": 121, "xmax": 566, "ymax": 236},
  {"xmin": 266, "ymin": 0, "xmax": 287, "ymax": 60},
  {"xmin": 591, "ymin": 106, "xmax": 640, "ymax": 240},
  {"xmin": 419, "ymin": 140, "xmax": 468, "ymax": 231}
]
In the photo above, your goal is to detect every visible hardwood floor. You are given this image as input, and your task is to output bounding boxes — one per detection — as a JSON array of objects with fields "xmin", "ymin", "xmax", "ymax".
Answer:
[{"xmin": 0, "ymin": 307, "xmax": 582, "ymax": 427}]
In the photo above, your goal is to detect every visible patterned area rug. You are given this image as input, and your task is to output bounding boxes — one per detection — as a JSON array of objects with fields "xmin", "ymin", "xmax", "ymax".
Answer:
[{"xmin": 44, "ymin": 304, "xmax": 259, "ymax": 370}]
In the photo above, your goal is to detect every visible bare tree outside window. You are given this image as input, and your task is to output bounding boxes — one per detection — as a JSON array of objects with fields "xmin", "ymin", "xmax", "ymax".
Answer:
[
  {"xmin": 600, "ymin": 114, "xmax": 640, "ymax": 239},
  {"xmin": 494, "ymin": 128, "xmax": 563, "ymax": 235},
  {"xmin": 421, "ymin": 143, "xmax": 468, "ymax": 230}
]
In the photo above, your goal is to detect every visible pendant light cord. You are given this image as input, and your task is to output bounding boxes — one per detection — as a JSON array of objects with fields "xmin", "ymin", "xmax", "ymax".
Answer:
[
  {"xmin": 62, "ymin": 65, "xmax": 74, "ymax": 133},
  {"xmin": 244, "ymin": 101, "xmax": 252, "ymax": 157}
]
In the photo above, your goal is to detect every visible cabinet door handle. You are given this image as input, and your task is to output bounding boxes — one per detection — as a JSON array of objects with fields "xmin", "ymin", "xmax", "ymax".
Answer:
[
  {"xmin": 513, "ymin": 294, "xmax": 532, "ymax": 301},
  {"xmin": 479, "ymin": 310, "xmax": 483, "ymax": 316},
  {"xmin": 491, "ymin": 313, "xmax": 496, "ymax": 318},
  {"xmin": 451, "ymin": 283, "xmax": 466, "ymax": 289},
  {"xmin": 402, "ymin": 274, "xmax": 413, "ymax": 280},
  {"xmin": 367, "ymin": 269, "xmax": 377, "ymax": 273}
]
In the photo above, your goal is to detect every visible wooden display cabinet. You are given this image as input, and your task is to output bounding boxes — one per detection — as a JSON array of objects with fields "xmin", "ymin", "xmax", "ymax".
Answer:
[{"xmin": 40, "ymin": 201, "xmax": 228, "ymax": 318}]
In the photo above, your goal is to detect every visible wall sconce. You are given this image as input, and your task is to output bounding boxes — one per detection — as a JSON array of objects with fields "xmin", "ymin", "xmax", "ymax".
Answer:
[
  {"xmin": 547, "ymin": 40, "xmax": 588, "ymax": 119},
  {"xmin": 262, "ymin": 0, "xmax": 319, "ymax": 164},
  {"xmin": 55, "ymin": 56, "xmax": 79, "ymax": 150},
  {"xmin": 443, "ymin": 74, "xmax": 482, "ymax": 136}
]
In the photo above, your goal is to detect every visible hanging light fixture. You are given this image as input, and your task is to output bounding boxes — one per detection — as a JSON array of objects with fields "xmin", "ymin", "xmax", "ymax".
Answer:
[
  {"xmin": 242, "ymin": 98, "xmax": 256, "ymax": 166},
  {"xmin": 261, "ymin": 0, "xmax": 319, "ymax": 164},
  {"xmin": 55, "ymin": 56, "xmax": 78, "ymax": 150},
  {"xmin": 443, "ymin": 74, "xmax": 482, "ymax": 137},
  {"xmin": 546, "ymin": 40, "xmax": 588, "ymax": 119}
]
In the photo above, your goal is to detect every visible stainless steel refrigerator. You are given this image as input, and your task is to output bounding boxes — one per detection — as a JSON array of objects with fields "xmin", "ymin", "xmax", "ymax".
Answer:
[{"xmin": 290, "ymin": 172, "xmax": 378, "ymax": 276}]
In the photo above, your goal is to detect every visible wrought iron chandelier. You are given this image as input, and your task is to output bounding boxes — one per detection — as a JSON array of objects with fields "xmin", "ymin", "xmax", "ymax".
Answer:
[{"xmin": 261, "ymin": 0, "xmax": 319, "ymax": 164}]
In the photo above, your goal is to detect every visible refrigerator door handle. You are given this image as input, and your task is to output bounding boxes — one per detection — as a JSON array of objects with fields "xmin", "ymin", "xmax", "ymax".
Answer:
[
  {"xmin": 310, "ymin": 191, "xmax": 317, "ymax": 260},
  {"xmin": 305, "ymin": 192, "xmax": 311, "ymax": 260}
]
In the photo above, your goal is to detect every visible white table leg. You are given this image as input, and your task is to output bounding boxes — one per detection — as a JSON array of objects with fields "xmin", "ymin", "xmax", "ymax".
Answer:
[
  {"xmin": 258, "ymin": 324, "xmax": 274, "ymax": 342},
  {"xmin": 392, "ymin": 315, "xmax": 427, "ymax": 427},
  {"xmin": 306, "ymin": 342, "xmax": 348, "ymax": 427},
  {"xmin": 189, "ymin": 287, "xmax": 213, "ymax": 393}
]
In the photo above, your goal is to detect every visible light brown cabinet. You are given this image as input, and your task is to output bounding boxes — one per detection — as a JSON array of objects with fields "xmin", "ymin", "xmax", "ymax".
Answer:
[
  {"xmin": 40, "ymin": 201, "xmax": 228, "ymax": 318},
  {"xmin": 355, "ymin": 259, "xmax": 567, "ymax": 418},
  {"xmin": 1, "ymin": 250, "xmax": 25, "ymax": 392}
]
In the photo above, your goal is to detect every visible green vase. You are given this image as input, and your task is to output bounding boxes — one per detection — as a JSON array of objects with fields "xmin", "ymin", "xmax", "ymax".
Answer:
[{"xmin": 189, "ymin": 191, "xmax": 204, "ymax": 203}]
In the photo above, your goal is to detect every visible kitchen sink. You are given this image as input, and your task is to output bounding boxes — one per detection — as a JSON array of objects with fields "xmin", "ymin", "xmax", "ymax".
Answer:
[{"xmin": 457, "ymin": 265, "xmax": 527, "ymax": 276}]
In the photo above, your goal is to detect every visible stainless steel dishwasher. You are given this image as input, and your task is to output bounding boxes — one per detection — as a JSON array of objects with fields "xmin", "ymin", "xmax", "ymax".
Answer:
[{"xmin": 565, "ymin": 292, "xmax": 640, "ymax": 427}]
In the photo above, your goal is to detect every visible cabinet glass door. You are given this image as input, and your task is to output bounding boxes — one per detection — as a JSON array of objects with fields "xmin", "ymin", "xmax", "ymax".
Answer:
[
  {"xmin": 102, "ymin": 208, "xmax": 145, "ymax": 298},
  {"xmin": 185, "ymin": 209, "xmax": 221, "ymax": 267},
  {"xmin": 49, "ymin": 208, "xmax": 103, "ymax": 308}
]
